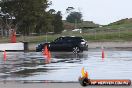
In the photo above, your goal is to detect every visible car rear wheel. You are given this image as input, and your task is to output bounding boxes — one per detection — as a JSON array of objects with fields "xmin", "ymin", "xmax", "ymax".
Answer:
[{"xmin": 72, "ymin": 47, "xmax": 80, "ymax": 54}]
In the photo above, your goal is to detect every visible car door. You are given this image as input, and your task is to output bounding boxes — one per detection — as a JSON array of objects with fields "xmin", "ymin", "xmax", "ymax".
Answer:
[
  {"xmin": 54, "ymin": 37, "xmax": 68, "ymax": 51},
  {"xmin": 61, "ymin": 38, "xmax": 73, "ymax": 51},
  {"xmin": 49, "ymin": 37, "xmax": 63, "ymax": 51}
]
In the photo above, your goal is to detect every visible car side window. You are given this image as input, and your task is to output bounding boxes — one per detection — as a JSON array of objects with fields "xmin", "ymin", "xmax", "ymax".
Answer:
[
  {"xmin": 54, "ymin": 37, "xmax": 64, "ymax": 43},
  {"xmin": 67, "ymin": 39, "xmax": 72, "ymax": 43}
]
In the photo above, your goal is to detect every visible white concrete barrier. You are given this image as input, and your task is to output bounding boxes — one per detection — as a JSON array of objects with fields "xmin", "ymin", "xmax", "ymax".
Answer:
[{"xmin": 0, "ymin": 43, "xmax": 24, "ymax": 51}]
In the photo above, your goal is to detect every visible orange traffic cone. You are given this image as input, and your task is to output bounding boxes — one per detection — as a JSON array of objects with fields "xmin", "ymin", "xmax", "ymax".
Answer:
[
  {"xmin": 102, "ymin": 47, "xmax": 105, "ymax": 61},
  {"xmin": 10, "ymin": 31, "xmax": 16, "ymax": 43},
  {"xmin": 45, "ymin": 50, "xmax": 51, "ymax": 63},
  {"xmin": 42, "ymin": 45, "xmax": 51, "ymax": 63},
  {"xmin": 3, "ymin": 50, "xmax": 7, "ymax": 62},
  {"xmin": 44, "ymin": 45, "xmax": 48, "ymax": 55},
  {"xmin": 44, "ymin": 51, "xmax": 51, "ymax": 63},
  {"xmin": 47, "ymin": 50, "xmax": 51, "ymax": 60}
]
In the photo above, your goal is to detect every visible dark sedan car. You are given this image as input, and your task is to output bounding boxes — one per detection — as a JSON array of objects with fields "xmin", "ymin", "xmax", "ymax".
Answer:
[{"xmin": 36, "ymin": 36, "xmax": 88, "ymax": 53}]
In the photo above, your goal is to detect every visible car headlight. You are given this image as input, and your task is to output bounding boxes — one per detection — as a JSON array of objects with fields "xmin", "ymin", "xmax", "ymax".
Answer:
[{"xmin": 81, "ymin": 42, "xmax": 85, "ymax": 45}]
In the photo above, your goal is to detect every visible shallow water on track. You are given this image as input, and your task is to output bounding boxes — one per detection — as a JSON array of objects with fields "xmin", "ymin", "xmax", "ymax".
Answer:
[{"xmin": 0, "ymin": 49, "xmax": 132, "ymax": 82}]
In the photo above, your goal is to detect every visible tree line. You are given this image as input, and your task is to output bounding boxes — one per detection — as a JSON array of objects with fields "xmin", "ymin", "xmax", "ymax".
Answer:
[{"xmin": 0, "ymin": 0, "xmax": 64, "ymax": 36}]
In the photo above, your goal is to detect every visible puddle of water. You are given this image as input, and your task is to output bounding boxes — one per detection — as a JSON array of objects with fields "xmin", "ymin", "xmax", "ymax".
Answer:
[{"xmin": 0, "ymin": 50, "xmax": 132, "ymax": 82}]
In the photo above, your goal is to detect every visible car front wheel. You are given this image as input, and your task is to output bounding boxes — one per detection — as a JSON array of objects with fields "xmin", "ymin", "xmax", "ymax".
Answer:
[{"xmin": 72, "ymin": 46, "xmax": 81, "ymax": 54}]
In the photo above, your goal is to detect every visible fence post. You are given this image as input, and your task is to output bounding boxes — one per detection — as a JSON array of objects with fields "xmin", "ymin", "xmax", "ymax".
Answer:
[{"xmin": 23, "ymin": 42, "xmax": 29, "ymax": 52}]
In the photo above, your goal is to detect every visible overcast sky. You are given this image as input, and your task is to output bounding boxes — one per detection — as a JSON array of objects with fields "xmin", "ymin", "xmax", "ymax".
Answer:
[{"xmin": 50, "ymin": 0, "xmax": 132, "ymax": 25}]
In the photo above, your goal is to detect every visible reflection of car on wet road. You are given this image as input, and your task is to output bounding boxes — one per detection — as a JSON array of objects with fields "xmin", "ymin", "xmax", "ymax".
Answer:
[{"xmin": 36, "ymin": 36, "xmax": 88, "ymax": 53}]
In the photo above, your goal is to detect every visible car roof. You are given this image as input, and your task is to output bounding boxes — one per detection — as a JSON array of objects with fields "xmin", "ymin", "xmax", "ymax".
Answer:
[{"xmin": 60, "ymin": 36, "xmax": 83, "ymax": 38}]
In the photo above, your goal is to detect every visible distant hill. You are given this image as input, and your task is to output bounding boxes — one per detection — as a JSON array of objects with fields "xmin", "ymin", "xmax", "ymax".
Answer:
[
  {"xmin": 63, "ymin": 20, "xmax": 75, "ymax": 30},
  {"xmin": 99, "ymin": 18, "xmax": 132, "ymax": 31},
  {"xmin": 79, "ymin": 21, "xmax": 99, "ymax": 29},
  {"xmin": 63, "ymin": 20, "xmax": 99, "ymax": 30},
  {"xmin": 108, "ymin": 18, "xmax": 132, "ymax": 26}
]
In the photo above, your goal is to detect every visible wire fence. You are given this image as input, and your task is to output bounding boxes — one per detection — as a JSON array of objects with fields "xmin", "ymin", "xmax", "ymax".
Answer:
[{"xmin": 1, "ymin": 28, "xmax": 132, "ymax": 43}]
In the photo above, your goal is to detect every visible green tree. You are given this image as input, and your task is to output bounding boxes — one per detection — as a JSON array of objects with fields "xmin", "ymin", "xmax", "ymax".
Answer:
[
  {"xmin": 48, "ymin": 9, "xmax": 56, "ymax": 14},
  {"xmin": 0, "ymin": 11, "xmax": 15, "ymax": 36},
  {"xmin": 0, "ymin": 0, "xmax": 51, "ymax": 35},
  {"xmin": 53, "ymin": 11, "xmax": 64, "ymax": 33},
  {"xmin": 35, "ymin": 12, "xmax": 54, "ymax": 34},
  {"xmin": 66, "ymin": 7, "xmax": 74, "ymax": 13},
  {"xmin": 66, "ymin": 11, "xmax": 83, "ymax": 23}
]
